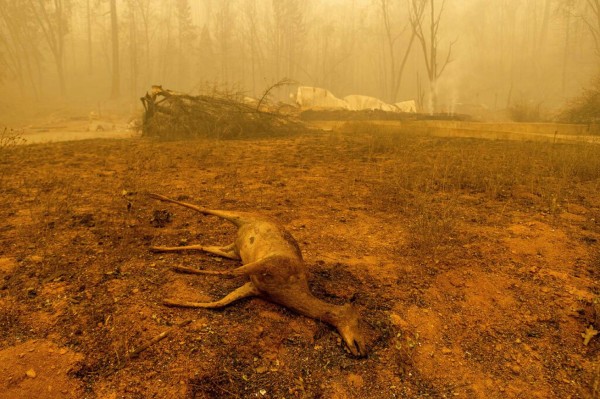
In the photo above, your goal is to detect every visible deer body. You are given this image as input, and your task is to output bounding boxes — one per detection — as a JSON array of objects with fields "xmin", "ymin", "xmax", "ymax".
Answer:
[{"xmin": 149, "ymin": 193, "xmax": 367, "ymax": 357}]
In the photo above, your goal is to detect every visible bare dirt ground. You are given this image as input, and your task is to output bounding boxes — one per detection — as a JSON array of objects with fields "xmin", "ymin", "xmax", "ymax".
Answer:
[{"xmin": 0, "ymin": 127, "xmax": 599, "ymax": 398}]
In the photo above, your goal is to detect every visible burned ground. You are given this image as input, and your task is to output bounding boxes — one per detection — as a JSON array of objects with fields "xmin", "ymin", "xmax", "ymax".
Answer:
[{"xmin": 0, "ymin": 128, "xmax": 599, "ymax": 398}]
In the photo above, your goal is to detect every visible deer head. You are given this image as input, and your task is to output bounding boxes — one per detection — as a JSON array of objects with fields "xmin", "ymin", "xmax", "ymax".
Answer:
[{"xmin": 335, "ymin": 304, "xmax": 368, "ymax": 357}]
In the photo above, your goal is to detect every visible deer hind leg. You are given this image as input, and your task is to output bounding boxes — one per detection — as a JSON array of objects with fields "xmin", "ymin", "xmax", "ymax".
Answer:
[
  {"xmin": 163, "ymin": 281, "xmax": 259, "ymax": 309},
  {"xmin": 151, "ymin": 243, "xmax": 240, "ymax": 260},
  {"xmin": 170, "ymin": 258, "xmax": 266, "ymax": 277},
  {"xmin": 148, "ymin": 192, "xmax": 252, "ymax": 227}
]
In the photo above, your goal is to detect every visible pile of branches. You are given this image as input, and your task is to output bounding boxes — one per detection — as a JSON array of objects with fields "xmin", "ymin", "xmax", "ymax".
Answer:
[{"xmin": 140, "ymin": 85, "xmax": 304, "ymax": 139}]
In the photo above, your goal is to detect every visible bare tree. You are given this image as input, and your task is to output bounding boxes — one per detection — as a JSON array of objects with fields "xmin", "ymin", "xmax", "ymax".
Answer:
[
  {"xmin": 379, "ymin": 0, "xmax": 422, "ymax": 103},
  {"xmin": 109, "ymin": 0, "xmax": 120, "ymax": 98},
  {"xmin": 243, "ymin": 0, "xmax": 266, "ymax": 95},
  {"xmin": 131, "ymin": 0, "xmax": 154, "ymax": 83},
  {"xmin": 196, "ymin": 24, "xmax": 216, "ymax": 85},
  {"xmin": 0, "ymin": 1, "xmax": 44, "ymax": 97},
  {"xmin": 409, "ymin": 0, "xmax": 455, "ymax": 112},
  {"xmin": 583, "ymin": 0, "xmax": 600, "ymax": 55},
  {"xmin": 312, "ymin": 21, "xmax": 354, "ymax": 90},
  {"xmin": 538, "ymin": 0, "xmax": 553, "ymax": 51},
  {"xmin": 156, "ymin": 2, "xmax": 175, "ymax": 81},
  {"xmin": 214, "ymin": 2, "xmax": 234, "ymax": 82},
  {"xmin": 271, "ymin": 0, "xmax": 307, "ymax": 80},
  {"xmin": 124, "ymin": 0, "xmax": 139, "ymax": 97},
  {"xmin": 175, "ymin": 0, "xmax": 196, "ymax": 89},
  {"xmin": 86, "ymin": 0, "xmax": 93, "ymax": 74},
  {"xmin": 29, "ymin": 0, "xmax": 70, "ymax": 97},
  {"xmin": 556, "ymin": 0, "xmax": 600, "ymax": 56}
]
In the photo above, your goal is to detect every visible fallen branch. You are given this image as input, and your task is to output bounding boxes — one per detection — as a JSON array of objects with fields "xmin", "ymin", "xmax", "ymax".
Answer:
[
  {"xmin": 256, "ymin": 78, "xmax": 295, "ymax": 112},
  {"xmin": 126, "ymin": 319, "xmax": 192, "ymax": 359}
]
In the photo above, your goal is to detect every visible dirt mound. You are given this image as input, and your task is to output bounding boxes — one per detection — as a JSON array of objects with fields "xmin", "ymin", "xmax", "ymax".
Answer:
[{"xmin": 0, "ymin": 340, "xmax": 83, "ymax": 399}]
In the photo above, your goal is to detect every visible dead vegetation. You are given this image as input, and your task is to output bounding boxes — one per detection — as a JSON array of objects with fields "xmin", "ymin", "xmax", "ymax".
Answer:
[
  {"xmin": 338, "ymin": 123, "xmax": 600, "ymax": 199},
  {"xmin": 140, "ymin": 85, "xmax": 304, "ymax": 139},
  {"xmin": 559, "ymin": 74, "xmax": 600, "ymax": 125},
  {"xmin": 0, "ymin": 127, "xmax": 25, "ymax": 148},
  {"xmin": 330, "ymin": 122, "xmax": 600, "ymax": 270},
  {"xmin": 0, "ymin": 127, "xmax": 25, "ymax": 192},
  {"xmin": 0, "ymin": 126, "xmax": 599, "ymax": 398}
]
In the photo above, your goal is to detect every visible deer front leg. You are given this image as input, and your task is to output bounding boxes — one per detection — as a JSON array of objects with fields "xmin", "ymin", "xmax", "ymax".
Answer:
[
  {"xmin": 151, "ymin": 243, "xmax": 240, "ymax": 260},
  {"xmin": 163, "ymin": 282, "xmax": 259, "ymax": 308}
]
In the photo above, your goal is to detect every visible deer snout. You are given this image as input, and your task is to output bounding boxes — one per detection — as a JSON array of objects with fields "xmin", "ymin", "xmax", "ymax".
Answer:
[
  {"xmin": 337, "ymin": 305, "xmax": 368, "ymax": 357},
  {"xmin": 338, "ymin": 324, "xmax": 367, "ymax": 357}
]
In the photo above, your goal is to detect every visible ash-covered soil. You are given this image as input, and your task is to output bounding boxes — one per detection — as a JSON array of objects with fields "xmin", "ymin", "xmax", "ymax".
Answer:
[{"xmin": 0, "ymin": 129, "xmax": 599, "ymax": 398}]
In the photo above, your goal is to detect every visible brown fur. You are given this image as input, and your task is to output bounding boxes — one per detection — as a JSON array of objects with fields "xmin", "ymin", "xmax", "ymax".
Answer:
[{"xmin": 149, "ymin": 193, "xmax": 367, "ymax": 357}]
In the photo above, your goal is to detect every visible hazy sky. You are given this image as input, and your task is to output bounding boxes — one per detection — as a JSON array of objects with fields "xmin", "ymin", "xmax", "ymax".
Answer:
[{"xmin": 0, "ymin": 0, "xmax": 597, "ymax": 118}]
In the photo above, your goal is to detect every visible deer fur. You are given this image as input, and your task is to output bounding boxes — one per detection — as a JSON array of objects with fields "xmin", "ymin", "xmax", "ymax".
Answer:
[{"xmin": 148, "ymin": 193, "xmax": 367, "ymax": 357}]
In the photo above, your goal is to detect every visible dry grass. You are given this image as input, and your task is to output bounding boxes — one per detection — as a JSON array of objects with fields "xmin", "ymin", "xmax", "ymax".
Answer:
[
  {"xmin": 1, "ymin": 125, "xmax": 599, "ymax": 398},
  {"xmin": 559, "ymin": 74, "xmax": 600, "ymax": 124},
  {"xmin": 0, "ymin": 127, "xmax": 25, "ymax": 191},
  {"xmin": 0, "ymin": 127, "xmax": 25, "ymax": 148},
  {"xmin": 331, "ymin": 123, "xmax": 600, "ymax": 252}
]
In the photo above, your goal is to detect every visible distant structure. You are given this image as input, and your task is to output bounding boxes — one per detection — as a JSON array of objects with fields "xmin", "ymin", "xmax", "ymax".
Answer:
[
  {"xmin": 294, "ymin": 86, "xmax": 416, "ymax": 113},
  {"xmin": 295, "ymin": 86, "xmax": 349, "ymax": 110}
]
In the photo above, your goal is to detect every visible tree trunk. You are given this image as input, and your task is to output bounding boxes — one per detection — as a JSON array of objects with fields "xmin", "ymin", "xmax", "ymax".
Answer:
[
  {"xmin": 110, "ymin": 0, "xmax": 120, "ymax": 99},
  {"xmin": 86, "ymin": 0, "xmax": 92, "ymax": 74},
  {"xmin": 128, "ymin": 3, "xmax": 138, "ymax": 98}
]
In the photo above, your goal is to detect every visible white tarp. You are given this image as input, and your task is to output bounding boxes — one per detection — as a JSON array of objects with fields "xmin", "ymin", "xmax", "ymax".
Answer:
[
  {"xmin": 295, "ymin": 86, "xmax": 417, "ymax": 113},
  {"xmin": 344, "ymin": 95, "xmax": 397, "ymax": 112},
  {"xmin": 295, "ymin": 86, "xmax": 349, "ymax": 109},
  {"xmin": 394, "ymin": 100, "xmax": 417, "ymax": 113}
]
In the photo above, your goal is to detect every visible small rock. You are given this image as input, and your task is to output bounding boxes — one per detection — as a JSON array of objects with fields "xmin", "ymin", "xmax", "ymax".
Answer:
[
  {"xmin": 347, "ymin": 373, "xmax": 365, "ymax": 388},
  {"xmin": 27, "ymin": 256, "xmax": 43, "ymax": 264},
  {"xmin": 582, "ymin": 325, "xmax": 599, "ymax": 346},
  {"xmin": 25, "ymin": 369, "xmax": 37, "ymax": 378},
  {"xmin": 150, "ymin": 210, "xmax": 172, "ymax": 228}
]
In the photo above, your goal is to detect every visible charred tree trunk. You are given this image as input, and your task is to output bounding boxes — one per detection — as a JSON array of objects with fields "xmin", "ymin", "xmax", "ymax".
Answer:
[{"xmin": 110, "ymin": 0, "xmax": 120, "ymax": 99}]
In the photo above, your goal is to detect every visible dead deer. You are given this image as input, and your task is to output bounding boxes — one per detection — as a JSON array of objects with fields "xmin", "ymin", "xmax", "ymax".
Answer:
[{"xmin": 148, "ymin": 193, "xmax": 367, "ymax": 357}]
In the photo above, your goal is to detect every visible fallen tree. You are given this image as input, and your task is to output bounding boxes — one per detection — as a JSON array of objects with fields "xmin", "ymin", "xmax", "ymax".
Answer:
[{"xmin": 140, "ymin": 85, "xmax": 304, "ymax": 139}]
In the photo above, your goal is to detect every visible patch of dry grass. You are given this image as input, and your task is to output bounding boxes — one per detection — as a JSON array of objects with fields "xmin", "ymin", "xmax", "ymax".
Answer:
[
  {"xmin": 331, "ymin": 124, "xmax": 600, "ymax": 251},
  {"xmin": 0, "ymin": 127, "xmax": 25, "ymax": 191}
]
